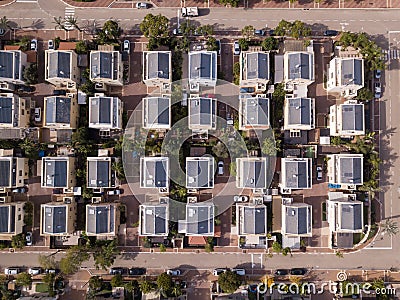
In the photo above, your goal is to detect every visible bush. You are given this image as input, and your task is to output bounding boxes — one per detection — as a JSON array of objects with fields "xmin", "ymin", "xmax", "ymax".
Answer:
[{"xmin": 23, "ymin": 63, "xmax": 38, "ymax": 84}]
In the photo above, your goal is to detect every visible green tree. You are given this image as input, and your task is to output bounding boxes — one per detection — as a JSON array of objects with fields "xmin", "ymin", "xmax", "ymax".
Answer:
[
  {"xmin": 382, "ymin": 219, "xmax": 399, "ymax": 237},
  {"xmin": 241, "ymin": 25, "xmax": 255, "ymax": 41},
  {"xmin": 139, "ymin": 14, "xmax": 169, "ymax": 42},
  {"xmin": 111, "ymin": 274, "xmax": 123, "ymax": 288},
  {"xmin": 39, "ymin": 255, "xmax": 57, "ymax": 270},
  {"xmin": 11, "ymin": 234, "xmax": 25, "ymax": 249},
  {"xmin": 97, "ymin": 19, "xmax": 121, "ymax": 44},
  {"xmin": 75, "ymin": 40, "xmax": 88, "ymax": 54},
  {"xmin": 53, "ymin": 16, "xmax": 66, "ymax": 31},
  {"xmin": 206, "ymin": 36, "xmax": 219, "ymax": 52},
  {"xmin": 23, "ymin": 63, "xmax": 38, "ymax": 85},
  {"xmin": 112, "ymin": 161, "xmax": 125, "ymax": 181},
  {"xmin": 261, "ymin": 37, "xmax": 279, "ymax": 51},
  {"xmin": 65, "ymin": 16, "xmax": 81, "ymax": 31},
  {"xmin": 15, "ymin": 273, "xmax": 32, "ymax": 287},
  {"xmin": 272, "ymin": 241, "xmax": 282, "ymax": 253},
  {"xmin": 88, "ymin": 276, "xmax": 103, "ymax": 293},
  {"xmin": 0, "ymin": 16, "xmax": 11, "ymax": 30},
  {"xmin": 157, "ymin": 273, "xmax": 173, "ymax": 295},
  {"xmin": 282, "ymin": 247, "xmax": 292, "ymax": 256},
  {"xmin": 355, "ymin": 87, "xmax": 374, "ymax": 102},
  {"xmin": 218, "ymin": 270, "xmax": 241, "ymax": 293},
  {"xmin": 212, "ymin": 142, "xmax": 229, "ymax": 159},
  {"xmin": 140, "ymin": 280, "xmax": 156, "ymax": 294},
  {"xmin": 93, "ymin": 240, "xmax": 120, "ymax": 270},
  {"xmin": 60, "ymin": 245, "xmax": 90, "ymax": 275},
  {"xmin": 335, "ymin": 250, "xmax": 344, "ymax": 258},
  {"xmin": 238, "ymin": 38, "xmax": 249, "ymax": 51},
  {"xmin": 172, "ymin": 283, "xmax": 182, "ymax": 297},
  {"xmin": 290, "ymin": 20, "xmax": 311, "ymax": 39},
  {"xmin": 159, "ymin": 244, "xmax": 166, "ymax": 252},
  {"xmin": 219, "ymin": 0, "xmax": 240, "ymax": 7},
  {"xmin": 198, "ymin": 24, "xmax": 214, "ymax": 36},
  {"xmin": 275, "ymin": 19, "xmax": 292, "ymax": 36},
  {"xmin": 261, "ymin": 137, "xmax": 277, "ymax": 156}
]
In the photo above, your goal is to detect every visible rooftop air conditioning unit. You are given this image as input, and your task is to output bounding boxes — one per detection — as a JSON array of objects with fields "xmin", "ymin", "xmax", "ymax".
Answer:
[
  {"xmin": 0, "ymin": 197, "xmax": 6, "ymax": 203},
  {"xmin": 282, "ymin": 198, "xmax": 293, "ymax": 205},
  {"xmin": 63, "ymin": 197, "xmax": 73, "ymax": 204}
]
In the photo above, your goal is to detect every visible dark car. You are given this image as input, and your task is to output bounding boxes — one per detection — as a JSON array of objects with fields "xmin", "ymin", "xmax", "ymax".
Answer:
[
  {"xmin": 16, "ymin": 85, "xmax": 35, "ymax": 93},
  {"xmin": 290, "ymin": 268, "xmax": 307, "ymax": 276},
  {"xmin": 45, "ymin": 269, "xmax": 60, "ymax": 274},
  {"xmin": 254, "ymin": 29, "xmax": 266, "ymax": 36},
  {"xmin": 323, "ymin": 30, "xmax": 339, "ymax": 36},
  {"xmin": 109, "ymin": 267, "xmax": 126, "ymax": 275},
  {"xmin": 53, "ymin": 89, "xmax": 67, "ymax": 96},
  {"xmin": 129, "ymin": 268, "xmax": 146, "ymax": 276},
  {"xmin": 269, "ymin": 29, "xmax": 276, "ymax": 36},
  {"xmin": 274, "ymin": 269, "xmax": 289, "ymax": 276}
]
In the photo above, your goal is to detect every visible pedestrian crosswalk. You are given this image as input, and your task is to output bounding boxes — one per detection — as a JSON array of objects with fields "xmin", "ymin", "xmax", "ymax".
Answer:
[
  {"xmin": 382, "ymin": 49, "xmax": 400, "ymax": 61},
  {"xmin": 64, "ymin": 7, "xmax": 75, "ymax": 31}
]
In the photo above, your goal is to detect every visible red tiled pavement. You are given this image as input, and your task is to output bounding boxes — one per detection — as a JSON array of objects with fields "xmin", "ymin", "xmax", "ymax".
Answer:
[
  {"xmin": 0, "ymin": 0, "xmax": 15, "ymax": 6},
  {"xmin": 61, "ymin": 0, "xmax": 114, "ymax": 7}
]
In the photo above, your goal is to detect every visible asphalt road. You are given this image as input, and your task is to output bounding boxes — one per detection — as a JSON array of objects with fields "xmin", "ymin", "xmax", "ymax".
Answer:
[{"xmin": 1, "ymin": 0, "xmax": 399, "ymax": 274}]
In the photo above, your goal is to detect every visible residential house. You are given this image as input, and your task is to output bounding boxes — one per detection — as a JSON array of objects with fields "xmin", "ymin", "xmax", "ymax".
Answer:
[
  {"xmin": 139, "ymin": 200, "xmax": 169, "ymax": 236},
  {"xmin": 142, "ymin": 51, "xmax": 172, "ymax": 88},
  {"xmin": 90, "ymin": 51, "xmax": 123, "ymax": 86},
  {"xmin": 0, "ymin": 149, "xmax": 28, "ymax": 191},
  {"xmin": 236, "ymin": 157, "xmax": 268, "ymax": 189},
  {"xmin": 283, "ymin": 96, "xmax": 315, "ymax": 131},
  {"xmin": 0, "ymin": 93, "xmax": 29, "ymax": 129},
  {"xmin": 284, "ymin": 51, "xmax": 314, "ymax": 87},
  {"xmin": 0, "ymin": 202, "xmax": 24, "ymax": 240},
  {"xmin": 143, "ymin": 96, "xmax": 171, "ymax": 130},
  {"xmin": 140, "ymin": 157, "xmax": 169, "ymax": 190},
  {"xmin": 41, "ymin": 157, "xmax": 76, "ymax": 188},
  {"xmin": 239, "ymin": 51, "xmax": 270, "ymax": 90},
  {"xmin": 236, "ymin": 203, "xmax": 268, "ymax": 248},
  {"xmin": 45, "ymin": 50, "xmax": 78, "ymax": 87},
  {"xmin": 327, "ymin": 57, "xmax": 364, "ymax": 98},
  {"xmin": 43, "ymin": 94, "xmax": 78, "ymax": 129},
  {"xmin": 280, "ymin": 158, "xmax": 312, "ymax": 190},
  {"xmin": 86, "ymin": 203, "xmax": 120, "ymax": 237},
  {"xmin": 188, "ymin": 51, "xmax": 217, "ymax": 90},
  {"xmin": 0, "ymin": 50, "xmax": 27, "ymax": 85},
  {"xmin": 87, "ymin": 156, "xmax": 116, "ymax": 189},
  {"xmin": 239, "ymin": 95, "xmax": 270, "ymax": 130},
  {"xmin": 186, "ymin": 157, "xmax": 214, "ymax": 189},
  {"xmin": 188, "ymin": 96, "xmax": 217, "ymax": 132},
  {"xmin": 281, "ymin": 203, "xmax": 312, "ymax": 237},
  {"xmin": 327, "ymin": 192, "xmax": 364, "ymax": 249},
  {"xmin": 329, "ymin": 101, "xmax": 365, "ymax": 137},
  {"xmin": 179, "ymin": 202, "xmax": 215, "ymax": 236},
  {"xmin": 40, "ymin": 200, "xmax": 76, "ymax": 236},
  {"xmin": 89, "ymin": 94, "xmax": 123, "ymax": 130},
  {"xmin": 327, "ymin": 154, "xmax": 363, "ymax": 188}
]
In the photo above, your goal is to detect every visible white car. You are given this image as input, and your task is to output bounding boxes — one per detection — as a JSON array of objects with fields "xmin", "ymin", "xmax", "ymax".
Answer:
[
  {"xmin": 48, "ymin": 40, "xmax": 54, "ymax": 50},
  {"xmin": 233, "ymin": 195, "xmax": 249, "ymax": 202},
  {"xmin": 316, "ymin": 166, "xmax": 323, "ymax": 181},
  {"xmin": 218, "ymin": 161, "xmax": 224, "ymax": 175},
  {"xmin": 136, "ymin": 2, "xmax": 150, "ymax": 8},
  {"xmin": 166, "ymin": 269, "xmax": 181, "ymax": 276},
  {"xmin": 213, "ymin": 268, "xmax": 227, "ymax": 276},
  {"xmin": 233, "ymin": 41, "xmax": 240, "ymax": 55},
  {"xmin": 30, "ymin": 39, "xmax": 38, "ymax": 51},
  {"xmin": 34, "ymin": 107, "xmax": 41, "ymax": 122},
  {"xmin": 232, "ymin": 268, "xmax": 246, "ymax": 276},
  {"xmin": 4, "ymin": 267, "xmax": 21, "ymax": 275},
  {"xmin": 123, "ymin": 40, "xmax": 130, "ymax": 54},
  {"xmin": 28, "ymin": 267, "xmax": 42, "ymax": 275}
]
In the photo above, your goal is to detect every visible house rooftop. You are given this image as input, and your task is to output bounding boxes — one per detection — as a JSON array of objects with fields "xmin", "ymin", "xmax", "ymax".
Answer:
[
  {"xmin": 287, "ymin": 52, "xmax": 313, "ymax": 81},
  {"xmin": 186, "ymin": 157, "xmax": 214, "ymax": 189},
  {"xmin": 339, "ymin": 156, "xmax": 363, "ymax": 184},
  {"xmin": 0, "ymin": 158, "xmax": 11, "ymax": 187},
  {"xmin": 90, "ymin": 51, "xmax": 119, "ymax": 80},
  {"xmin": 185, "ymin": 202, "xmax": 214, "ymax": 235},
  {"xmin": 340, "ymin": 58, "xmax": 363, "ymax": 86},
  {"xmin": 140, "ymin": 203, "xmax": 168, "ymax": 236},
  {"xmin": 87, "ymin": 158, "xmax": 111, "ymax": 188},
  {"xmin": 0, "ymin": 205, "xmax": 15, "ymax": 233},
  {"xmin": 341, "ymin": 103, "xmax": 364, "ymax": 132},
  {"xmin": 286, "ymin": 97, "xmax": 312, "ymax": 126},
  {"xmin": 238, "ymin": 204, "xmax": 267, "ymax": 235},
  {"xmin": 47, "ymin": 51, "xmax": 71, "ymax": 79},
  {"xmin": 45, "ymin": 96, "xmax": 71, "ymax": 125},
  {"xmin": 245, "ymin": 52, "xmax": 270, "ymax": 80},
  {"xmin": 281, "ymin": 158, "xmax": 312, "ymax": 189},
  {"xmin": 283, "ymin": 204, "xmax": 312, "ymax": 235},
  {"xmin": 144, "ymin": 97, "xmax": 170, "ymax": 128},
  {"xmin": 140, "ymin": 157, "xmax": 169, "ymax": 188},
  {"xmin": 237, "ymin": 158, "xmax": 267, "ymax": 189},
  {"xmin": 189, "ymin": 51, "xmax": 217, "ymax": 81},
  {"xmin": 0, "ymin": 51, "xmax": 21, "ymax": 80},
  {"xmin": 42, "ymin": 157, "xmax": 68, "ymax": 188},
  {"xmin": 42, "ymin": 204, "xmax": 67, "ymax": 234},
  {"xmin": 242, "ymin": 96, "xmax": 269, "ymax": 128},
  {"xmin": 145, "ymin": 51, "xmax": 170, "ymax": 80},
  {"xmin": 340, "ymin": 202, "xmax": 363, "ymax": 231},
  {"xmin": 0, "ymin": 96, "xmax": 13, "ymax": 124},
  {"xmin": 86, "ymin": 204, "xmax": 116, "ymax": 235},
  {"xmin": 189, "ymin": 97, "xmax": 216, "ymax": 128}
]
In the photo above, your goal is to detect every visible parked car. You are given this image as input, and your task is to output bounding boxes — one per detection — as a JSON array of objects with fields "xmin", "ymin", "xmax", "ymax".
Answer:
[
  {"xmin": 166, "ymin": 269, "xmax": 181, "ymax": 276},
  {"xmin": 233, "ymin": 41, "xmax": 240, "ymax": 55},
  {"xmin": 375, "ymin": 69, "xmax": 382, "ymax": 79},
  {"xmin": 28, "ymin": 267, "xmax": 42, "ymax": 275},
  {"xmin": 274, "ymin": 269, "xmax": 289, "ymax": 276},
  {"xmin": 123, "ymin": 40, "xmax": 130, "ymax": 54},
  {"xmin": 218, "ymin": 161, "xmax": 224, "ymax": 175},
  {"xmin": 233, "ymin": 195, "xmax": 249, "ymax": 202},
  {"xmin": 109, "ymin": 267, "xmax": 126, "ymax": 275},
  {"xmin": 12, "ymin": 187, "xmax": 26, "ymax": 193},
  {"xmin": 25, "ymin": 232, "xmax": 32, "ymax": 246},
  {"xmin": 107, "ymin": 189, "xmax": 122, "ymax": 195},
  {"xmin": 316, "ymin": 166, "xmax": 323, "ymax": 181},
  {"xmin": 48, "ymin": 40, "xmax": 54, "ymax": 50},
  {"xmin": 173, "ymin": 27, "xmax": 183, "ymax": 36},
  {"xmin": 254, "ymin": 29, "xmax": 266, "ymax": 36},
  {"xmin": 323, "ymin": 30, "xmax": 339, "ymax": 36},
  {"xmin": 268, "ymin": 29, "xmax": 275, "ymax": 36},
  {"xmin": 290, "ymin": 268, "xmax": 307, "ymax": 276},
  {"xmin": 374, "ymin": 82, "xmax": 382, "ymax": 98},
  {"xmin": 16, "ymin": 85, "xmax": 35, "ymax": 93},
  {"xmin": 4, "ymin": 267, "xmax": 21, "ymax": 275},
  {"xmin": 232, "ymin": 268, "xmax": 246, "ymax": 276},
  {"xmin": 45, "ymin": 269, "xmax": 60, "ymax": 274},
  {"xmin": 136, "ymin": 2, "xmax": 150, "ymax": 8},
  {"xmin": 129, "ymin": 268, "xmax": 146, "ymax": 276},
  {"xmin": 213, "ymin": 268, "xmax": 227, "ymax": 276},
  {"xmin": 34, "ymin": 107, "xmax": 41, "ymax": 122},
  {"xmin": 53, "ymin": 89, "xmax": 67, "ymax": 96},
  {"xmin": 30, "ymin": 39, "xmax": 37, "ymax": 51}
]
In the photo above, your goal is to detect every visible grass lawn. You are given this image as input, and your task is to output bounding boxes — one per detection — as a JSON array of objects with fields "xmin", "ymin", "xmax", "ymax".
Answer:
[{"xmin": 35, "ymin": 283, "xmax": 49, "ymax": 293}]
